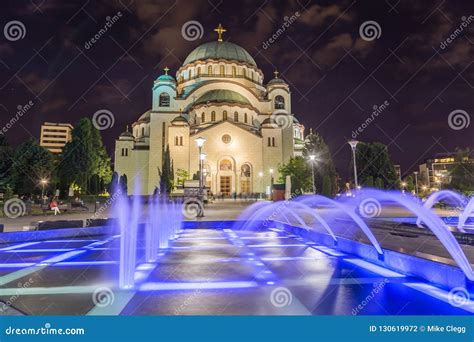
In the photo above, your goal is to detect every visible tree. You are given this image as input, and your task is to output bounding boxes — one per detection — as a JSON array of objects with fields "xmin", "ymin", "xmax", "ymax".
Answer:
[
  {"xmin": 278, "ymin": 156, "xmax": 312, "ymax": 194},
  {"xmin": 404, "ymin": 176, "xmax": 415, "ymax": 192},
  {"xmin": 176, "ymin": 168, "xmax": 189, "ymax": 187},
  {"xmin": 353, "ymin": 142, "xmax": 399, "ymax": 189},
  {"xmin": 449, "ymin": 148, "xmax": 474, "ymax": 194},
  {"xmin": 303, "ymin": 130, "xmax": 338, "ymax": 195},
  {"xmin": 0, "ymin": 135, "xmax": 13, "ymax": 191},
  {"xmin": 11, "ymin": 138, "xmax": 54, "ymax": 195},
  {"xmin": 60, "ymin": 118, "xmax": 112, "ymax": 194},
  {"xmin": 158, "ymin": 144, "xmax": 173, "ymax": 194},
  {"xmin": 321, "ymin": 175, "xmax": 332, "ymax": 196}
]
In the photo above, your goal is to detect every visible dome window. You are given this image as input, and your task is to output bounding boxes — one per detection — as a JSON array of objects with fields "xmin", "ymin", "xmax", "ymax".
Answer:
[
  {"xmin": 232, "ymin": 66, "xmax": 237, "ymax": 77},
  {"xmin": 211, "ymin": 111, "xmax": 216, "ymax": 121},
  {"xmin": 244, "ymin": 113, "xmax": 248, "ymax": 124},
  {"xmin": 201, "ymin": 112, "xmax": 206, "ymax": 123},
  {"xmin": 220, "ymin": 65, "xmax": 225, "ymax": 76},
  {"xmin": 197, "ymin": 67, "xmax": 201, "ymax": 76},
  {"xmin": 223, "ymin": 110, "xmax": 228, "ymax": 121},
  {"xmin": 159, "ymin": 93, "xmax": 170, "ymax": 107},
  {"xmin": 274, "ymin": 95, "xmax": 285, "ymax": 110},
  {"xmin": 234, "ymin": 111, "xmax": 239, "ymax": 122},
  {"xmin": 208, "ymin": 65, "xmax": 213, "ymax": 75}
]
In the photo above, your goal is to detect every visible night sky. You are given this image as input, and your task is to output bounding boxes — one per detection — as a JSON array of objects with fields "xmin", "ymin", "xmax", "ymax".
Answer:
[{"xmin": 0, "ymin": 0, "xmax": 472, "ymax": 178}]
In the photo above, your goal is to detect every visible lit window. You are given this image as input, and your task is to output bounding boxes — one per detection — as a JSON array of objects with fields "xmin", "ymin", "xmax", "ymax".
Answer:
[
  {"xmin": 220, "ymin": 65, "xmax": 225, "ymax": 76},
  {"xmin": 223, "ymin": 111, "xmax": 228, "ymax": 120},
  {"xmin": 208, "ymin": 66, "xmax": 213, "ymax": 75},
  {"xmin": 159, "ymin": 93, "xmax": 170, "ymax": 107},
  {"xmin": 274, "ymin": 95, "xmax": 285, "ymax": 110},
  {"xmin": 211, "ymin": 111, "xmax": 216, "ymax": 121}
]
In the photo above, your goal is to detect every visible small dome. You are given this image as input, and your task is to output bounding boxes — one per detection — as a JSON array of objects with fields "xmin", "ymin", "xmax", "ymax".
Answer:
[
  {"xmin": 119, "ymin": 130, "xmax": 134, "ymax": 140},
  {"xmin": 183, "ymin": 41, "xmax": 257, "ymax": 67},
  {"xmin": 194, "ymin": 89, "xmax": 250, "ymax": 107},
  {"xmin": 171, "ymin": 115, "xmax": 189, "ymax": 125},
  {"xmin": 156, "ymin": 74, "xmax": 176, "ymax": 82},
  {"xmin": 261, "ymin": 117, "xmax": 278, "ymax": 128},
  {"xmin": 292, "ymin": 116, "xmax": 300, "ymax": 124},
  {"xmin": 268, "ymin": 77, "xmax": 287, "ymax": 86}
]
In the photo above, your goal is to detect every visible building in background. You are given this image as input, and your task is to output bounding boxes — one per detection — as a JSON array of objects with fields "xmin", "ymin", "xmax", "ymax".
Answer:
[
  {"xmin": 418, "ymin": 152, "xmax": 474, "ymax": 189},
  {"xmin": 40, "ymin": 122, "xmax": 73, "ymax": 154},
  {"xmin": 394, "ymin": 165, "xmax": 401, "ymax": 181}
]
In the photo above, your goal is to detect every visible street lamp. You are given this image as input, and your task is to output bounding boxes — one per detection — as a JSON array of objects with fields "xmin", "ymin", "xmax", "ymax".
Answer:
[
  {"xmin": 269, "ymin": 168, "xmax": 274, "ymax": 200},
  {"xmin": 413, "ymin": 171, "xmax": 419, "ymax": 196},
  {"xmin": 258, "ymin": 171, "xmax": 263, "ymax": 198},
  {"xmin": 348, "ymin": 140, "xmax": 359, "ymax": 189},
  {"xmin": 309, "ymin": 154, "xmax": 316, "ymax": 193},
  {"xmin": 195, "ymin": 137, "xmax": 206, "ymax": 217},
  {"xmin": 40, "ymin": 179, "xmax": 48, "ymax": 199}
]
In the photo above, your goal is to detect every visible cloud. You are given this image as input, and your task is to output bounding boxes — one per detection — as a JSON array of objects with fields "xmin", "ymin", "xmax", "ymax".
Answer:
[{"xmin": 299, "ymin": 4, "xmax": 354, "ymax": 27}]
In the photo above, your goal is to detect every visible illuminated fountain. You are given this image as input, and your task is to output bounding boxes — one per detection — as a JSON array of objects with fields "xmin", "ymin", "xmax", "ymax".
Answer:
[
  {"xmin": 115, "ymin": 184, "xmax": 182, "ymax": 289},
  {"xmin": 416, "ymin": 190, "xmax": 467, "ymax": 229},
  {"xmin": 458, "ymin": 197, "xmax": 474, "ymax": 230}
]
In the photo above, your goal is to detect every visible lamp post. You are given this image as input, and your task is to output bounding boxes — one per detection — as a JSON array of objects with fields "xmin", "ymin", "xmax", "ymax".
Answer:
[
  {"xmin": 269, "ymin": 168, "xmax": 274, "ymax": 200},
  {"xmin": 309, "ymin": 154, "xmax": 316, "ymax": 193},
  {"xmin": 348, "ymin": 140, "xmax": 359, "ymax": 189},
  {"xmin": 195, "ymin": 137, "xmax": 206, "ymax": 217},
  {"xmin": 413, "ymin": 171, "xmax": 419, "ymax": 196},
  {"xmin": 258, "ymin": 171, "xmax": 263, "ymax": 199},
  {"xmin": 40, "ymin": 179, "xmax": 48, "ymax": 199}
]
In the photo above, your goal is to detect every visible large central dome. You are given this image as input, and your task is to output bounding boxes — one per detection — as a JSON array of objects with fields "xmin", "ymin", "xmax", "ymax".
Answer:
[{"xmin": 183, "ymin": 41, "xmax": 257, "ymax": 67}]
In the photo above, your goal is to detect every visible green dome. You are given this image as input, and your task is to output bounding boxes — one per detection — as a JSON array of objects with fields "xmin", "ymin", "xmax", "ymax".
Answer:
[
  {"xmin": 183, "ymin": 41, "xmax": 257, "ymax": 67},
  {"xmin": 194, "ymin": 90, "xmax": 250, "ymax": 106},
  {"xmin": 157, "ymin": 74, "xmax": 176, "ymax": 82}
]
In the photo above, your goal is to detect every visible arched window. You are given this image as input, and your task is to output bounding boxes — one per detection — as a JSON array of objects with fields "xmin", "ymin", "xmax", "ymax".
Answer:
[
  {"xmin": 211, "ymin": 111, "xmax": 216, "ymax": 121},
  {"xmin": 208, "ymin": 65, "xmax": 213, "ymax": 75},
  {"xmin": 274, "ymin": 95, "xmax": 285, "ymax": 110},
  {"xmin": 201, "ymin": 112, "xmax": 205, "ymax": 123},
  {"xmin": 189, "ymin": 69, "xmax": 193, "ymax": 79},
  {"xmin": 220, "ymin": 65, "xmax": 225, "ymax": 76},
  {"xmin": 159, "ymin": 93, "xmax": 170, "ymax": 107},
  {"xmin": 223, "ymin": 111, "xmax": 228, "ymax": 121},
  {"xmin": 220, "ymin": 159, "xmax": 233, "ymax": 171},
  {"xmin": 197, "ymin": 67, "xmax": 201, "ymax": 76},
  {"xmin": 234, "ymin": 111, "xmax": 239, "ymax": 122},
  {"xmin": 242, "ymin": 69, "xmax": 246, "ymax": 78},
  {"xmin": 142, "ymin": 127, "xmax": 145, "ymax": 136},
  {"xmin": 232, "ymin": 66, "xmax": 237, "ymax": 77},
  {"xmin": 241, "ymin": 164, "xmax": 251, "ymax": 178},
  {"xmin": 244, "ymin": 113, "xmax": 248, "ymax": 124}
]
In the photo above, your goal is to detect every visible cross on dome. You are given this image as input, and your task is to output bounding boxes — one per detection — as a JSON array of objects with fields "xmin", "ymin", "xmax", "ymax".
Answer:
[
  {"xmin": 164, "ymin": 67, "xmax": 170, "ymax": 75},
  {"xmin": 214, "ymin": 24, "xmax": 227, "ymax": 42},
  {"xmin": 273, "ymin": 70, "xmax": 279, "ymax": 78}
]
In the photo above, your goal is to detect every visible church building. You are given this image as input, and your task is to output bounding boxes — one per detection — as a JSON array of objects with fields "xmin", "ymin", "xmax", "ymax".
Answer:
[{"xmin": 115, "ymin": 25, "xmax": 304, "ymax": 196}]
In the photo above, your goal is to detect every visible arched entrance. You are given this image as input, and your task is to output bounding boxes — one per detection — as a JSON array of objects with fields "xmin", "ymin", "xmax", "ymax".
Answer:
[
  {"xmin": 218, "ymin": 158, "xmax": 235, "ymax": 197},
  {"xmin": 240, "ymin": 163, "xmax": 252, "ymax": 194}
]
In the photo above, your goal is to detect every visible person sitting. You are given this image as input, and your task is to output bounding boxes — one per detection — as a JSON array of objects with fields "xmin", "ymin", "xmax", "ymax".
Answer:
[
  {"xmin": 50, "ymin": 199, "xmax": 60, "ymax": 216},
  {"xmin": 74, "ymin": 197, "xmax": 89, "ymax": 210}
]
